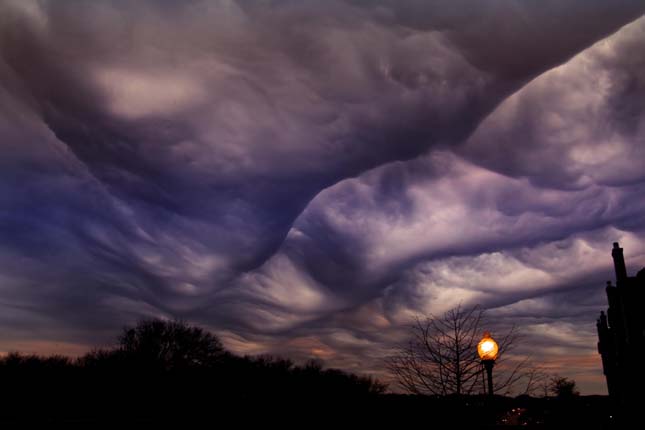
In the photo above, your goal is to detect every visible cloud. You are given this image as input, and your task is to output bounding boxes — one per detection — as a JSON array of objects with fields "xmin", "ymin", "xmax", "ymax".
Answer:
[
  {"xmin": 1, "ymin": 1, "xmax": 645, "ymax": 394},
  {"xmin": 461, "ymin": 15, "xmax": 645, "ymax": 189}
]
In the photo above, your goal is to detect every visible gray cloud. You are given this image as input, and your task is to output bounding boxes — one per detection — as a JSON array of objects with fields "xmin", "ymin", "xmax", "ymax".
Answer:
[
  {"xmin": 460, "ymin": 16, "xmax": 645, "ymax": 189},
  {"xmin": 1, "ymin": 1, "xmax": 645, "ymax": 394}
]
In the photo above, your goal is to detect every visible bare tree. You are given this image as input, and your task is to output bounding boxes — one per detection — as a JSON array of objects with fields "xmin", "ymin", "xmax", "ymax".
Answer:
[
  {"xmin": 522, "ymin": 365, "xmax": 551, "ymax": 397},
  {"xmin": 386, "ymin": 304, "xmax": 536, "ymax": 396}
]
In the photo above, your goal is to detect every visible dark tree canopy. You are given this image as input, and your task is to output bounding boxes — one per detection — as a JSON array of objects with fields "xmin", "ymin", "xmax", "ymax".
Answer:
[
  {"xmin": 118, "ymin": 319, "xmax": 225, "ymax": 371},
  {"xmin": 550, "ymin": 376, "xmax": 579, "ymax": 398},
  {"xmin": 0, "ymin": 318, "xmax": 386, "ymax": 421}
]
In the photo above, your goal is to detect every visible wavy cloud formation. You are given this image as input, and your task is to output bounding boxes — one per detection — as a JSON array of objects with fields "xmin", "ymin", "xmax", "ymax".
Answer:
[{"xmin": 1, "ymin": 1, "xmax": 645, "ymax": 393}]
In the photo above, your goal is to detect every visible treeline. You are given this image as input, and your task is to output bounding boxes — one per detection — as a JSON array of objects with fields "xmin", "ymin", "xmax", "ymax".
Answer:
[
  {"xmin": 0, "ymin": 320, "xmax": 613, "ymax": 427},
  {"xmin": 0, "ymin": 319, "xmax": 384, "ymax": 421}
]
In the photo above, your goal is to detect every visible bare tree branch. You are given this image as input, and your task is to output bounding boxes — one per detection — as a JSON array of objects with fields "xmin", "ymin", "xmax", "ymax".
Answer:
[{"xmin": 386, "ymin": 304, "xmax": 541, "ymax": 397}]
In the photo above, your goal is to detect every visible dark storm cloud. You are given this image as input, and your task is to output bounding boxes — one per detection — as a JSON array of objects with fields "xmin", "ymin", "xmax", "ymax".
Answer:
[
  {"xmin": 1, "ymin": 0, "xmax": 645, "ymax": 393},
  {"xmin": 352, "ymin": 0, "xmax": 645, "ymax": 78}
]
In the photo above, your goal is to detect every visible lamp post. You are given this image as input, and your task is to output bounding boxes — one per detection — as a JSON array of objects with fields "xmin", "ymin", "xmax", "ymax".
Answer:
[{"xmin": 478, "ymin": 331, "xmax": 499, "ymax": 396}]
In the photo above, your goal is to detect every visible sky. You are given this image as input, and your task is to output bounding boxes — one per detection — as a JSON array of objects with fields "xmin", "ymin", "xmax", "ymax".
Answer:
[{"xmin": 1, "ymin": 0, "xmax": 645, "ymax": 395}]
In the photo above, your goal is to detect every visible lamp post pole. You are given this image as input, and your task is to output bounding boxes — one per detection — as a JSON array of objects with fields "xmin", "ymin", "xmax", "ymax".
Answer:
[
  {"xmin": 477, "ymin": 331, "xmax": 498, "ymax": 397},
  {"xmin": 483, "ymin": 359, "xmax": 494, "ymax": 396}
]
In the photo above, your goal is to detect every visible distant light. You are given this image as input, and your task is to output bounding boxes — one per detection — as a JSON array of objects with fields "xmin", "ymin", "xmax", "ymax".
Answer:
[{"xmin": 478, "ymin": 331, "xmax": 499, "ymax": 361}]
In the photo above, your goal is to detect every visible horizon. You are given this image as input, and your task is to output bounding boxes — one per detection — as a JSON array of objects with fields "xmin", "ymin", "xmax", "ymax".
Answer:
[{"xmin": 2, "ymin": 0, "xmax": 645, "ymax": 397}]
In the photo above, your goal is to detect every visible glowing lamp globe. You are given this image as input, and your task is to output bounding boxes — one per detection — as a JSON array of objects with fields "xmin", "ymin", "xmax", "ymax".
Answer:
[{"xmin": 477, "ymin": 332, "xmax": 499, "ymax": 361}]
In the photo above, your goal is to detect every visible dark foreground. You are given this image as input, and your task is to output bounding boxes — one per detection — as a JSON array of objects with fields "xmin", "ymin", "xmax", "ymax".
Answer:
[
  {"xmin": 0, "ymin": 379, "xmax": 613, "ymax": 429},
  {"xmin": 0, "ymin": 319, "xmax": 617, "ymax": 428}
]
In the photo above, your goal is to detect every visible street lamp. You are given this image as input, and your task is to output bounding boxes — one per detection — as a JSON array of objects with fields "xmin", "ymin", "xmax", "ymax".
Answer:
[{"xmin": 478, "ymin": 331, "xmax": 499, "ymax": 396}]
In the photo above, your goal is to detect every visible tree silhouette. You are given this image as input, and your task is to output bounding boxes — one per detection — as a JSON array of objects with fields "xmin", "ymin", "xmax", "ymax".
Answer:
[
  {"xmin": 386, "ymin": 304, "xmax": 535, "ymax": 396},
  {"xmin": 118, "ymin": 319, "xmax": 225, "ymax": 371},
  {"xmin": 549, "ymin": 376, "xmax": 579, "ymax": 398},
  {"xmin": 0, "ymin": 320, "xmax": 388, "ymax": 421}
]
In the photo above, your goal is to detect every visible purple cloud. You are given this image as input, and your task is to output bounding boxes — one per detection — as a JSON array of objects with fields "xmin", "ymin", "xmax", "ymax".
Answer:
[{"xmin": 1, "ymin": 1, "xmax": 645, "ymax": 394}]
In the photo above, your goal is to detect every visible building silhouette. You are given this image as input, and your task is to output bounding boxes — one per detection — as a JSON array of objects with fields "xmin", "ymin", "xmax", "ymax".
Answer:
[{"xmin": 597, "ymin": 242, "xmax": 645, "ymax": 421}]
